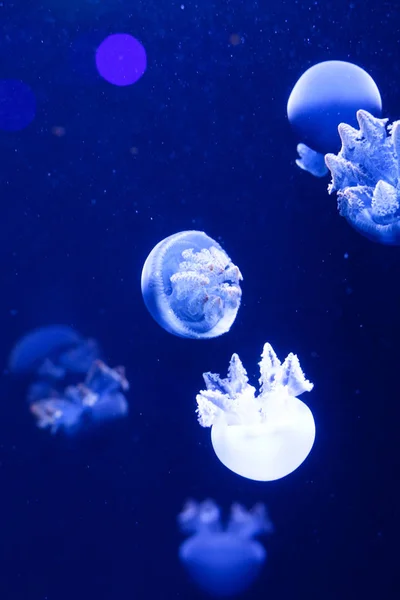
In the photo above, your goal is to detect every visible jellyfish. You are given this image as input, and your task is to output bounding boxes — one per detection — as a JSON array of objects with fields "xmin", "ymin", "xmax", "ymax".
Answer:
[
  {"xmin": 141, "ymin": 231, "xmax": 243, "ymax": 339},
  {"xmin": 196, "ymin": 342, "xmax": 315, "ymax": 481},
  {"xmin": 325, "ymin": 109, "xmax": 400, "ymax": 245},
  {"xmin": 8, "ymin": 325, "xmax": 100, "ymax": 379},
  {"xmin": 287, "ymin": 60, "xmax": 382, "ymax": 175},
  {"xmin": 178, "ymin": 499, "xmax": 273, "ymax": 597},
  {"xmin": 30, "ymin": 360, "xmax": 129, "ymax": 435}
]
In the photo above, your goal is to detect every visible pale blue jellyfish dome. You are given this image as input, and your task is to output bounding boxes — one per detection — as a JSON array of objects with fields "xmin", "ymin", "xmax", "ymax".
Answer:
[
  {"xmin": 8, "ymin": 325, "xmax": 82, "ymax": 374},
  {"xmin": 180, "ymin": 535, "xmax": 265, "ymax": 597},
  {"xmin": 287, "ymin": 60, "xmax": 382, "ymax": 154}
]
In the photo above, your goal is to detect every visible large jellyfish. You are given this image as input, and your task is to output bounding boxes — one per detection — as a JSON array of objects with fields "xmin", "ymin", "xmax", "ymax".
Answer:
[
  {"xmin": 178, "ymin": 499, "xmax": 273, "ymax": 597},
  {"xmin": 325, "ymin": 109, "xmax": 400, "ymax": 245},
  {"xmin": 196, "ymin": 342, "xmax": 315, "ymax": 481},
  {"xmin": 8, "ymin": 325, "xmax": 100, "ymax": 380},
  {"xmin": 141, "ymin": 231, "xmax": 242, "ymax": 339},
  {"xmin": 287, "ymin": 60, "xmax": 382, "ymax": 175},
  {"xmin": 30, "ymin": 360, "xmax": 129, "ymax": 435}
]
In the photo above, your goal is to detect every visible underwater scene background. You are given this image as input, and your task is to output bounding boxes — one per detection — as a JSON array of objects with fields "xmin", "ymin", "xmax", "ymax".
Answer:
[{"xmin": 0, "ymin": 0, "xmax": 398, "ymax": 598}]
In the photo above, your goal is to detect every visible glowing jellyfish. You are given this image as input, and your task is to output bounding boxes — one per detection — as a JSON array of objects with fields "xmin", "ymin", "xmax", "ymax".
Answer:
[
  {"xmin": 95, "ymin": 33, "xmax": 147, "ymax": 86},
  {"xmin": 325, "ymin": 109, "xmax": 400, "ymax": 244},
  {"xmin": 0, "ymin": 79, "xmax": 36, "ymax": 131},
  {"xmin": 178, "ymin": 499, "xmax": 273, "ymax": 597},
  {"xmin": 30, "ymin": 360, "xmax": 129, "ymax": 435},
  {"xmin": 288, "ymin": 61, "xmax": 382, "ymax": 155},
  {"xmin": 8, "ymin": 325, "xmax": 100, "ymax": 379},
  {"xmin": 196, "ymin": 342, "xmax": 315, "ymax": 481},
  {"xmin": 141, "ymin": 231, "xmax": 243, "ymax": 339}
]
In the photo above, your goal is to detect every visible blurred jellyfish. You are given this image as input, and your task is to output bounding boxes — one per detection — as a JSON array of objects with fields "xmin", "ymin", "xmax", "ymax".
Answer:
[
  {"xmin": 8, "ymin": 325, "xmax": 100, "ymax": 380},
  {"xmin": 178, "ymin": 499, "xmax": 273, "ymax": 597},
  {"xmin": 141, "ymin": 231, "xmax": 243, "ymax": 339},
  {"xmin": 0, "ymin": 79, "xmax": 36, "ymax": 131},
  {"xmin": 30, "ymin": 360, "xmax": 129, "ymax": 435},
  {"xmin": 196, "ymin": 342, "xmax": 315, "ymax": 481},
  {"xmin": 287, "ymin": 60, "xmax": 382, "ymax": 175},
  {"xmin": 325, "ymin": 109, "xmax": 400, "ymax": 244},
  {"xmin": 95, "ymin": 33, "xmax": 147, "ymax": 86}
]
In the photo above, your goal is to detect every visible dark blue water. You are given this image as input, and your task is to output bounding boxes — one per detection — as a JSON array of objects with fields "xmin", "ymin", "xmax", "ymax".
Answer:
[{"xmin": 0, "ymin": 1, "xmax": 398, "ymax": 598}]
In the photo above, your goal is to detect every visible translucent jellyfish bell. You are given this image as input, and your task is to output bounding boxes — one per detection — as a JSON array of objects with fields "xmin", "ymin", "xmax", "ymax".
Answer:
[
  {"xmin": 325, "ymin": 109, "xmax": 400, "ymax": 245},
  {"xmin": 178, "ymin": 499, "xmax": 273, "ymax": 597},
  {"xmin": 8, "ymin": 325, "xmax": 100, "ymax": 379},
  {"xmin": 196, "ymin": 343, "xmax": 315, "ymax": 481},
  {"xmin": 288, "ymin": 60, "xmax": 382, "ymax": 155},
  {"xmin": 141, "ymin": 231, "xmax": 243, "ymax": 339},
  {"xmin": 8, "ymin": 325, "xmax": 82, "ymax": 375}
]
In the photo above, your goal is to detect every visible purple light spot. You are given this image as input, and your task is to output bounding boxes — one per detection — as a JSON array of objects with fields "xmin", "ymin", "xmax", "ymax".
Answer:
[
  {"xmin": 0, "ymin": 79, "xmax": 36, "ymax": 131},
  {"xmin": 95, "ymin": 33, "xmax": 147, "ymax": 87}
]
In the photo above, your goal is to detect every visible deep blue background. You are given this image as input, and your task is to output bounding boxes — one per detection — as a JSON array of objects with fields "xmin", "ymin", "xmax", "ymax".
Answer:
[{"xmin": 0, "ymin": 1, "xmax": 399, "ymax": 598}]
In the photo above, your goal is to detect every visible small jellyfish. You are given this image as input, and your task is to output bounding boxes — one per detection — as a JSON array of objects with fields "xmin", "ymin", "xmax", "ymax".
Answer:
[
  {"xmin": 30, "ymin": 360, "xmax": 129, "ymax": 435},
  {"xmin": 196, "ymin": 342, "xmax": 315, "ymax": 481},
  {"xmin": 288, "ymin": 61, "xmax": 382, "ymax": 175},
  {"xmin": 325, "ymin": 109, "xmax": 400, "ymax": 245},
  {"xmin": 178, "ymin": 499, "xmax": 273, "ymax": 597},
  {"xmin": 141, "ymin": 231, "xmax": 243, "ymax": 339},
  {"xmin": 9, "ymin": 325, "xmax": 100, "ymax": 379}
]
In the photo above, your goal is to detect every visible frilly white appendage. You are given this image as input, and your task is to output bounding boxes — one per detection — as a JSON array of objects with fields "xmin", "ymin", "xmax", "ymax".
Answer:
[
  {"xmin": 325, "ymin": 109, "xmax": 400, "ymax": 244},
  {"xmin": 196, "ymin": 342, "xmax": 313, "ymax": 428},
  {"xmin": 296, "ymin": 143, "xmax": 328, "ymax": 177},
  {"xmin": 226, "ymin": 503, "xmax": 274, "ymax": 538},
  {"xmin": 178, "ymin": 499, "xmax": 222, "ymax": 534},
  {"xmin": 84, "ymin": 360, "xmax": 129, "ymax": 397},
  {"xmin": 178, "ymin": 499, "xmax": 273, "ymax": 538},
  {"xmin": 170, "ymin": 247, "xmax": 243, "ymax": 331}
]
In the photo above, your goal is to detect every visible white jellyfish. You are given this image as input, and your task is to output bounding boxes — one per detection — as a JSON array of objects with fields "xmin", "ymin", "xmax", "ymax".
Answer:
[
  {"xmin": 8, "ymin": 324, "xmax": 100, "ymax": 380},
  {"xmin": 178, "ymin": 499, "xmax": 273, "ymax": 597},
  {"xmin": 141, "ymin": 231, "xmax": 243, "ymax": 339},
  {"xmin": 30, "ymin": 360, "xmax": 129, "ymax": 435},
  {"xmin": 196, "ymin": 342, "xmax": 315, "ymax": 481},
  {"xmin": 325, "ymin": 109, "xmax": 400, "ymax": 245}
]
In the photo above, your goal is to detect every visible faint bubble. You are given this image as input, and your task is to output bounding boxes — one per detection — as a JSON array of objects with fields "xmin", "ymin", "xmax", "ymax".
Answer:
[
  {"xmin": 0, "ymin": 79, "xmax": 36, "ymax": 131},
  {"xmin": 229, "ymin": 33, "xmax": 242, "ymax": 46},
  {"xmin": 51, "ymin": 125, "xmax": 66, "ymax": 137},
  {"xmin": 95, "ymin": 33, "xmax": 147, "ymax": 87}
]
